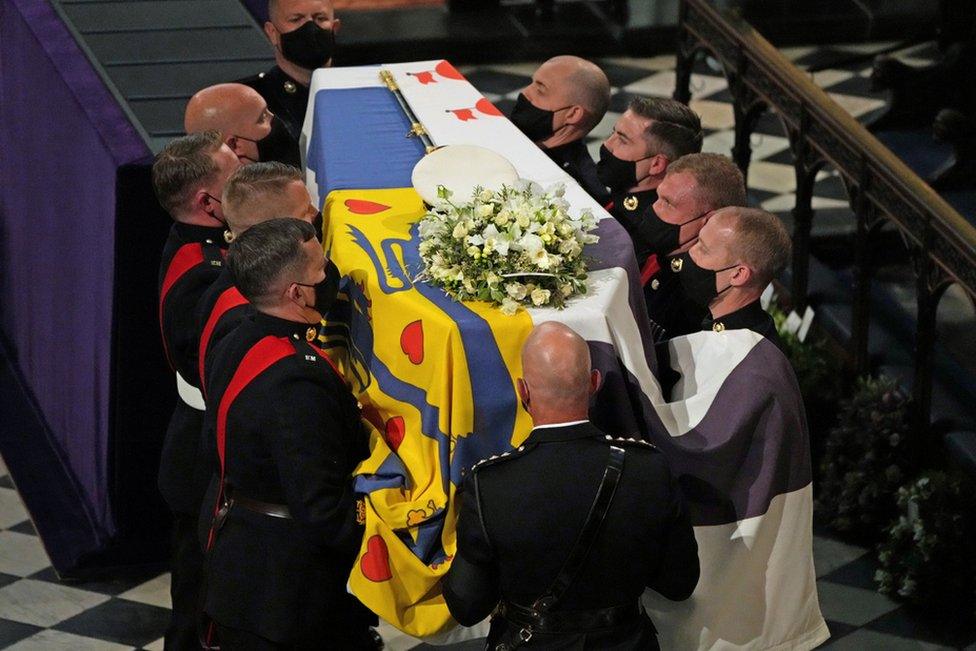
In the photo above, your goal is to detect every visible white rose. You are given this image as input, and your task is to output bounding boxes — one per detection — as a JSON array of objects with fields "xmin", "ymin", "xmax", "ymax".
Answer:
[
  {"xmin": 500, "ymin": 297, "xmax": 520, "ymax": 316},
  {"xmin": 505, "ymin": 282, "xmax": 527, "ymax": 300},
  {"xmin": 495, "ymin": 209, "xmax": 511, "ymax": 226},
  {"xmin": 452, "ymin": 223, "xmax": 469, "ymax": 239},
  {"xmin": 475, "ymin": 203, "xmax": 494, "ymax": 219},
  {"xmin": 530, "ymin": 288, "xmax": 551, "ymax": 306},
  {"xmin": 478, "ymin": 188, "xmax": 494, "ymax": 202}
]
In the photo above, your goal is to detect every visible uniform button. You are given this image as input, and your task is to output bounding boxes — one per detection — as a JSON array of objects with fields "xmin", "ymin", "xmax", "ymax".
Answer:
[
  {"xmin": 205, "ymin": 239, "xmax": 213, "ymax": 245},
  {"xmin": 305, "ymin": 327, "xmax": 316, "ymax": 341},
  {"xmin": 712, "ymin": 322, "xmax": 725, "ymax": 333},
  {"xmin": 623, "ymin": 195, "xmax": 639, "ymax": 211},
  {"xmin": 258, "ymin": 72, "xmax": 266, "ymax": 79},
  {"xmin": 650, "ymin": 278, "xmax": 660, "ymax": 290},
  {"xmin": 284, "ymin": 81, "xmax": 297, "ymax": 94}
]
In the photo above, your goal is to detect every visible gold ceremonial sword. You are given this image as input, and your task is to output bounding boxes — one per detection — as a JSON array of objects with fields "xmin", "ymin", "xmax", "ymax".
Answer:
[{"xmin": 379, "ymin": 69, "xmax": 436, "ymax": 154}]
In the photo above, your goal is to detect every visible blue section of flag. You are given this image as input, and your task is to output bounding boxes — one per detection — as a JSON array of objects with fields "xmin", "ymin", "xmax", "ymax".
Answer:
[
  {"xmin": 398, "ymin": 224, "xmax": 518, "ymax": 486},
  {"xmin": 307, "ymin": 87, "xmax": 426, "ymax": 196}
]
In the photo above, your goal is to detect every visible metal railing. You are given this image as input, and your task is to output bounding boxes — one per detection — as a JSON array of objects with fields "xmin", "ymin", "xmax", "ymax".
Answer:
[{"xmin": 674, "ymin": 0, "xmax": 976, "ymax": 439}]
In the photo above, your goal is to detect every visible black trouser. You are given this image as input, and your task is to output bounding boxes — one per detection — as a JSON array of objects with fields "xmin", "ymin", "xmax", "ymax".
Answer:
[
  {"xmin": 166, "ymin": 511, "xmax": 206, "ymax": 650},
  {"xmin": 214, "ymin": 619, "xmax": 379, "ymax": 651}
]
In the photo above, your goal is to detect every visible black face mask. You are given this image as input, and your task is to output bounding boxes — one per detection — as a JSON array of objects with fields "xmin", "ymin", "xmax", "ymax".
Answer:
[
  {"xmin": 509, "ymin": 93, "xmax": 568, "ymax": 142},
  {"xmin": 670, "ymin": 252, "xmax": 738, "ymax": 309},
  {"xmin": 641, "ymin": 209, "xmax": 709, "ymax": 257},
  {"xmin": 235, "ymin": 116, "xmax": 301, "ymax": 167},
  {"xmin": 596, "ymin": 145, "xmax": 653, "ymax": 192},
  {"xmin": 297, "ymin": 259, "xmax": 340, "ymax": 317},
  {"xmin": 278, "ymin": 20, "xmax": 335, "ymax": 70}
]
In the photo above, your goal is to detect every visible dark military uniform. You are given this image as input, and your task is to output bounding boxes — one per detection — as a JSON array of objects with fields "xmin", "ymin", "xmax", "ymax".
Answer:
[
  {"xmin": 543, "ymin": 140, "xmax": 610, "ymax": 206},
  {"xmin": 239, "ymin": 66, "xmax": 310, "ymax": 143},
  {"xmin": 645, "ymin": 255, "xmax": 708, "ymax": 342},
  {"xmin": 444, "ymin": 421, "xmax": 699, "ymax": 650},
  {"xmin": 702, "ymin": 299, "xmax": 783, "ymax": 349},
  {"xmin": 201, "ymin": 311, "xmax": 374, "ymax": 648},
  {"xmin": 156, "ymin": 221, "xmax": 227, "ymax": 650},
  {"xmin": 607, "ymin": 188, "xmax": 658, "ymax": 266}
]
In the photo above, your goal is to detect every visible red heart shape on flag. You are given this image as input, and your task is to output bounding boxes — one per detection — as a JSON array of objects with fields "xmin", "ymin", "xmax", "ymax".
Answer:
[
  {"xmin": 400, "ymin": 320, "xmax": 424, "ymax": 365},
  {"xmin": 412, "ymin": 71, "xmax": 436, "ymax": 85},
  {"xmin": 448, "ymin": 108, "xmax": 476, "ymax": 122},
  {"xmin": 385, "ymin": 416, "xmax": 405, "ymax": 452},
  {"xmin": 344, "ymin": 199, "xmax": 391, "ymax": 214},
  {"xmin": 435, "ymin": 60, "xmax": 465, "ymax": 80},
  {"xmin": 476, "ymin": 97, "xmax": 503, "ymax": 117},
  {"xmin": 360, "ymin": 535, "xmax": 393, "ymax": 582}
]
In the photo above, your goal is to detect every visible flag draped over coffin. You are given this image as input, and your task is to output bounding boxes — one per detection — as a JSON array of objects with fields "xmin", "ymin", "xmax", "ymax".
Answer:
[{"xmin": 304, "ymin": 61, "xmax": 827, "ymax": 648}]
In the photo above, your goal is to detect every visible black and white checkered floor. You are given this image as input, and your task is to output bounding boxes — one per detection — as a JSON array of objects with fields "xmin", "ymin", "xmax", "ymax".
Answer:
[{"xmin": 3, "ymin": 43, "xmax": 975, "ymax": 650}]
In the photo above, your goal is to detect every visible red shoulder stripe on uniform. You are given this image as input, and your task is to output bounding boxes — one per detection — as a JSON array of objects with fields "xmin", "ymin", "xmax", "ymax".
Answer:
[
  {"xmin": 640, "ymin": 253, "xmax": 661, "ymax": 286},
  {"xmin": 215, "ymin": 336, "xmax": 295, "ymax": 471},
  {"xmin": 198, "ymin": 286, "xmax": 249, "ymax": 396},
  {"xmin": 206, "ymin": 335, "xmax": 295, "ymax": 550},
  {"xmin": 158, "ymin": 243, "xmax": 205, "ymax": 368}
]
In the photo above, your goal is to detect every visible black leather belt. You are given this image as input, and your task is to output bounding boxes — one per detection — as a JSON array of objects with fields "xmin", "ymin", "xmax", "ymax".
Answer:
[
  {"xmin": 225, "ymin": 488, "xmax": 291, "ymax": 519},
  {"xmin": 499, "ymin": 600, "xmax": 641, "ymax": 633}
]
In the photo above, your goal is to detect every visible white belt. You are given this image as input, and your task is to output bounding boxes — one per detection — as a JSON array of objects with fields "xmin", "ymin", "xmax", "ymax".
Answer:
[{"xmin": 176, "ymin": 372, "xmax": 206, "ymax": 411}]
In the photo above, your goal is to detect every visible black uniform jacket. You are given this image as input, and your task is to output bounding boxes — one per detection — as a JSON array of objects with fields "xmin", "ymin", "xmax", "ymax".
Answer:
[
  {"xmin": 239, "ymin": 65, "xmax": 309, "ymax": 143},
  {"xmin": 201, "ymin": 311, "xmax": 369, "ymax": 643},
  {"xmin": 702, "ymin": 299, "xmax": 783, "ymax": 349},
  {"xmin": 544, "ymin": 140, "xmax": 610, "ymax": 206},
  {"xmin": 645, "ymin": 256, "xmax": 708, "ymax": 342},
  {"xmin": 607, "ymin": 188, "xmax": 658, "ymax": 265},
  {"xmin": 443, "ymin": 421, "xmax": 699, "ymax": 650},
  {"xmin": 157, "ymin": 222, "xmax": 227, "ymax": 513}
]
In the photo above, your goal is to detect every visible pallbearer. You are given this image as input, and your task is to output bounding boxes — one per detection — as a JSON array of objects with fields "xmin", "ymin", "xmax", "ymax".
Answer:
[
  {"xmin": 509, "ymin": 56, "xmax": 612, "ymax": 205},
  {"xmin": 202, "ymin": 219, "xmax": 377, "ymax": 649},
  {"xmin": 598, "ymin": 98, "xmax": 703, "ymax": 266},
  {"xmin": 152, "ymin": 131, "xmax": 240, "ymax": 650}
]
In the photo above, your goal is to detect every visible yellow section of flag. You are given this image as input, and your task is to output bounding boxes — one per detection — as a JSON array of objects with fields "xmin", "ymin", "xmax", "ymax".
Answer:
[{"xmin": 320, "ymin": 188, "xmax": 534, "ymax": 636}]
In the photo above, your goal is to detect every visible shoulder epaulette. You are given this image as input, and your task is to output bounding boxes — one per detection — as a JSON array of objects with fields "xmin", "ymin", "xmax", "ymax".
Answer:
[
  {"xmin": 602, "ymin": 434, "xmax": 657, "ymax": 450},
  {"xmin": 467, "ymin": 444, "xmax": 533, "ymax": 475}
]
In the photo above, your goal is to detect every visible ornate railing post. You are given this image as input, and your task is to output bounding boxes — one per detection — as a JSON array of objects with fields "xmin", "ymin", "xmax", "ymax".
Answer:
[
  {"xmin": 849, "ymin": 166, "xmax": 877, "ymax": 376},
  {"xmin": 911, "ymin": 234, "xmax": 952, "ymax": 459},
  {"xmin": 727, "ymin": 52, "xmax": 766, "ymax": 179},
  {"xmin": 674, "ymin": 0, "xmax": 693, "ymax": 105},
  {"xmin": 787, "ymin": 108, "xmax": 825, "ymax": 312}
]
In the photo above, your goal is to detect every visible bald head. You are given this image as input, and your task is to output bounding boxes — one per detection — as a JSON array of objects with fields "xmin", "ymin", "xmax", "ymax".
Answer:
[
  {"xmin": 520, "ymin": 322, "xmax": 596, "ymax": 421},
  {"xmin": 541, "ymin": 56, "xmax": 611, "ymax": 131},
  {"xmin": 185, "ymin": 84, "xmax": 268, "ymax": 137}
]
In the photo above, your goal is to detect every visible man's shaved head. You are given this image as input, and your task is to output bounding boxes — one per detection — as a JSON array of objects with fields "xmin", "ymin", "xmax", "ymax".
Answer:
[
  {"xmin": 521, "ymin": 321, "xmax": 594, "ymax": 411},
  {"xmin": 184, "ymin": 83, "xmax": 268, "ymax": 137},
  {"xmin": 540, "ymin": 56, "xmax": 611, "ymax": 130}
]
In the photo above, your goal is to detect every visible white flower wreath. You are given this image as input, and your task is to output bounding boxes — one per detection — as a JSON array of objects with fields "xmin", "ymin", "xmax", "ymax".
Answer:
[{"xmin": 416, "ymin": 181, "xmax": 600, "ymax": 315}]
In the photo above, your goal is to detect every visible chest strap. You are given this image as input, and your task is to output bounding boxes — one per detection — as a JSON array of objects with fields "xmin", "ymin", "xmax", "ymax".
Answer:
[{"xmin": 500, "ymin": 445, "xmax": 626, "ymax": 645}]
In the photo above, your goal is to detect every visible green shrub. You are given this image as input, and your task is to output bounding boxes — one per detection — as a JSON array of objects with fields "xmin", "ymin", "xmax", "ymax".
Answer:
[
  {"xmin": 815, "ymin": 375, "xmax": 913, "ymax": 542},
  {"xmin": 875, "ymin": 471, "xmax": 976, "ymax": 618}
]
